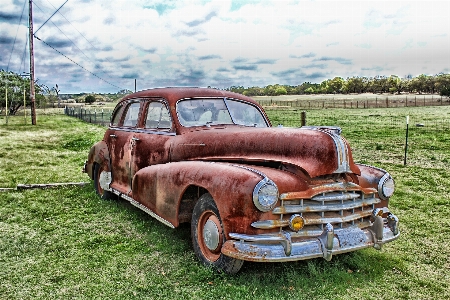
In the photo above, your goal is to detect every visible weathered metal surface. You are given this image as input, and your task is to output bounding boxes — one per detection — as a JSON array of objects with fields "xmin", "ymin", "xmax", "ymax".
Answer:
[{"xmin": 84, "ymin": 87, "xmax": 399, "ymax": 268}]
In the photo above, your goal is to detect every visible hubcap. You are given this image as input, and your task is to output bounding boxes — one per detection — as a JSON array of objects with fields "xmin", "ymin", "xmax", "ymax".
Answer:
[{"xmin": 203, "ymin": 219, "xmax": 220, "ymax": 251}]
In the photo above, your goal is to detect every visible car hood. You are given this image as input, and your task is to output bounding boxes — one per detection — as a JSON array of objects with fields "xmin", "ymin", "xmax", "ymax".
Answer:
[{"xmin": 170, "ymin": 126, "xmax": 360, "ymax": 178}]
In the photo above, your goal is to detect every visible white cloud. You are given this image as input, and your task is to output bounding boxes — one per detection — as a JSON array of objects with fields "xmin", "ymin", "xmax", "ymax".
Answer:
[{"xmin": 1, "ymin": 0, "xmax": 449, "ymax": 93}]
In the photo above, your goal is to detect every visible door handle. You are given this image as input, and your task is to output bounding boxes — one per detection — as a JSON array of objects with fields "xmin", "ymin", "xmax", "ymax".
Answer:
[
  {"xmin": 110, "ymin": 134, "xmax": 117, "ymax": 138},
  {"xmin": 132, "ymin": 137, "xmax": 140, "ymax": 141}
]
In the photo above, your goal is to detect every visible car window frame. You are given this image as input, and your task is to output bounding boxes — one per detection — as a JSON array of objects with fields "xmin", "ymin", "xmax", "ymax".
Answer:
[
  {"xmin": 175, "ymin": 97, "xmax": 269, "ymax": 128},
  {"xmin": 141, "ymin": 99, "xmax": 173, "ymax": 132},
  {"xmin": 110, "ymin": 102, "xmax": 126, "ymax": 127},
  {"xmin": 121, "ymin": 101, "xmax": 143, "ymax": 128}
]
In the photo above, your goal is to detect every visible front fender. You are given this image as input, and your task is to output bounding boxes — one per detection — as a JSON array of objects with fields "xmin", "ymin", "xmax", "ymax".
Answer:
[
  {"xmin": 132, "ymin": 161, "xmax": 263, "ymax": 230},
  {"xmin": 132, "ymin": 161, "xmax": 310, "ymax": 235},
  {"xmin": 356, "ymin": 163, "xmax": 392, "ymax": 207}
]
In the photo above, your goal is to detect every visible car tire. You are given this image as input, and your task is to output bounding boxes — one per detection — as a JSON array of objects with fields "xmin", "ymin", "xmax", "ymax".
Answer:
[
  {"xmin": 191, "ymin": 193, "xmax": 244, "ymax": 274},
  {"xmin": 93, "ymin": 163, "xmax": 112, "ymax": 200}
]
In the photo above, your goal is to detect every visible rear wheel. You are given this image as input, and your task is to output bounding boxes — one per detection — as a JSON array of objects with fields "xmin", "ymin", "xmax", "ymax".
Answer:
[
  {"xmin": 191, "ymin": 193, "xmax": 243, "ymax": 274},
  {"xmin": 93, "ymin": 163, "xmax": 112, "ymax": 200}
]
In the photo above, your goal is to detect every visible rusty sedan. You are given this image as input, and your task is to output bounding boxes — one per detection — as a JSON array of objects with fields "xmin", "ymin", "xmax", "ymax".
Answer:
[{"xmin": 84, "ymin": 87, "xmax": 399, "ymax": 273}]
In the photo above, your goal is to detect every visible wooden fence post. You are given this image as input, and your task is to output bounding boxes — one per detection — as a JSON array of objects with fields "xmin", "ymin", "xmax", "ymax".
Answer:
[{"xmin": 301, "ymin": 111, "xmax": 306, "ymax": 127}]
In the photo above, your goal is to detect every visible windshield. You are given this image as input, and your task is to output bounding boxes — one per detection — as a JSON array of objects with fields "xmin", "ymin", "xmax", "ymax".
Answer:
[{"xmin": 177, "ymin": 98, "xmax": 268, "ymax": 127}]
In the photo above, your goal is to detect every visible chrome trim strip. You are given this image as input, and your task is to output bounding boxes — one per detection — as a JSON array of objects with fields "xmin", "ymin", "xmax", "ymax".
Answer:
[
  {"xmin": 251, "ymin": 209, "xmax": 373, "ymax": 229},
  {"xmin": 279, "ymin": 182, "xmax": 375, "ymax": 200},
  {"xmin": 312, "ymin": 192, "xmax": 360, "ymax": 202},
  {"xmin": 230, "ymin": 164, "xmax": 267, "ymax": 179},
  {"xmin": 272, "ymin": 197, "xmax": 380, "ymax": 214},
  {"xmin": 119, "ymin": 192, "xmax": 175, "ymax": 228},
  {"xmin": 301, "ymin": 126, "xmax": 351, "ymax": 173}
]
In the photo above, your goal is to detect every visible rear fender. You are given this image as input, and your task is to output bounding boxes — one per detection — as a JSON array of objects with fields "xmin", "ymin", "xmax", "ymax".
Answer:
[{"xmin": 86, "ymin": 141, "xmax": 111, "ymax": 179}]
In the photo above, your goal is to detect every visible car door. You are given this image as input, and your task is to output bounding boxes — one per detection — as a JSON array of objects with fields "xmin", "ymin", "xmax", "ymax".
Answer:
[
  {"xmin": 131, "ymin": 99, "xmax": 174, "ymax": 173},
  {"xmin": 108, "ymin": 100, "xmax": 142, "ymax": 194},
  {"xmin": 130, "ymin": 99, "xmax": 175, "ymax": 200}
]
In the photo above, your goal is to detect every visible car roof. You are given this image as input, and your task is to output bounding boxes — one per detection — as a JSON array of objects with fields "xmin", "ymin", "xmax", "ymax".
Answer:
[{"xmin": 119, "ymin": 87, "xmax": 260, "ymax": 107}]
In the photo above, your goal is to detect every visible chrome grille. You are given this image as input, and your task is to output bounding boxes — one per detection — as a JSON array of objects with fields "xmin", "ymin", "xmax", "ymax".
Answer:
[{"xmin": 252, "ymin": 186, "xmax": 380, "ymax": 237}]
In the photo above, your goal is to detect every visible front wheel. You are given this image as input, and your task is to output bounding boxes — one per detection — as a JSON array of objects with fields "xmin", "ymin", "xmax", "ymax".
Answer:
[
  {"xmin": 93, "ymin": 163, "xmax": 112, "ymax": 200},
  {"xmin": 191, "ymin": 193, "xmax": 243, "ymax": 274}
]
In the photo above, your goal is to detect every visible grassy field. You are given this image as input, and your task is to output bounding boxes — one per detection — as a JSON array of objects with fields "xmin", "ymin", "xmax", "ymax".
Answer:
[{"xmin": 0, "ymin": 109, "xmax": 449, "ymax": 299}]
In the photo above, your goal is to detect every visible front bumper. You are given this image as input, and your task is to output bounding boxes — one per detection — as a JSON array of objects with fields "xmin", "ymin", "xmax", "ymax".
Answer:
[{"xmin": 221, "ymin": 213, "xmax": 399, "ymax": 262}]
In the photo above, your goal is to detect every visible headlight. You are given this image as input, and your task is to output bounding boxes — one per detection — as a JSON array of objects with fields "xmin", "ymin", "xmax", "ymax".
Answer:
[
  {"xmin": 378, "ymin": 173, "xmax": 395, "ymax": 200},
  {"xmin": 253, "ymin": 179, "xmax": 279, "ymax": 212}
]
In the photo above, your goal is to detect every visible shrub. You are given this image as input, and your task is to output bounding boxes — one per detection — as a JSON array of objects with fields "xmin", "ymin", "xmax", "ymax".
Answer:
[{"xmin": 85, "ymin": 95, "xmax": 96, "ymax": 104}]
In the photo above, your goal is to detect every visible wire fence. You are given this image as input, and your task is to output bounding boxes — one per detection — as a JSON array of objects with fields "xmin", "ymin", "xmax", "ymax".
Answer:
[
  {"xmin": 263, "ymin": 107, "xmax": 450, "ymax": 140},
  {"xmin": 255, "ymin": 94, "xmax": 450, "ymax": 110},
  {"xmin": 64, "ymin": 106, "xmax": 113, "ymax": 126}
]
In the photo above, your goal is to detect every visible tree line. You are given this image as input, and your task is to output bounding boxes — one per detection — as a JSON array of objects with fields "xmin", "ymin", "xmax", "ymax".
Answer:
[
  {"xmin": 227, "ymin": 74, "xmax": 450, "ymax": 97},
  {"xmin": 2, "ymin": 69, "xmax": 450, "ymax": 116}
]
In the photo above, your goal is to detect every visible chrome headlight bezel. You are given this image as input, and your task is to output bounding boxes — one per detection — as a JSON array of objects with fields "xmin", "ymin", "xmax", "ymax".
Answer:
[
  {"xmin": 253, "ymin": 178, "xmax": 279, "ymax": 212},
  {"xmin": 378, "ymin": 172, "xmax": 395, "ymax": 200}
]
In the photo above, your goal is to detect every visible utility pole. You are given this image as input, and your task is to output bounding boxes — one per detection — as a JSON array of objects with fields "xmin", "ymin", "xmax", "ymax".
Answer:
[{"xmin": 29, "ymin": 0, "xmax": 37, "ymax": 125}]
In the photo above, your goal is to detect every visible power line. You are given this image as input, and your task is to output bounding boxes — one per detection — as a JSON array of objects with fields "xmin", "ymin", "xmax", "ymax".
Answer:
[
  {"xmin": 34, "ymin": 0, "xmax": 68, "ymax": 35},
  {"xmin": 36, "ymin": 12, "xmax": 94, "ymax": 65},
  {"xmin": 33, "ymin": 0, "xmax": 116, "ymax": 83},
  {"xmin": 44, "ymin": 0, "xmax": 98, "ymax": 52},
  {"xmin": 34, "ymin": 34, "xmax": 123, "ymax": 90},
  {"xmin": 7, "ymin": 0, "xmax": 27, "ymax": 72},
  {"xmin": 32, "ymin": 1, "xmax": 92, "ymax": 64}
]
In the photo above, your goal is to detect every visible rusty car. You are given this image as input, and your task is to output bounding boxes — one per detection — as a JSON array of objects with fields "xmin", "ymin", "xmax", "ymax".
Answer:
[{"xmin": 84, "ymin": 87, "xmax": 399, "ymax": 273}]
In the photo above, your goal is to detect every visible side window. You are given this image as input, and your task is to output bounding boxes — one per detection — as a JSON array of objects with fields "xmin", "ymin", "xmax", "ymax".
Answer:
[
  {"xmin": 123, "ymin": 102, "xmax": 141, "ymax": 127},
  {"xmin": 111, "ymin": 104, "xmax": 125, "ymax": 127},
  {"xmin": 145, "ymin": 102, "xmax": 172, "ymax": 130}
]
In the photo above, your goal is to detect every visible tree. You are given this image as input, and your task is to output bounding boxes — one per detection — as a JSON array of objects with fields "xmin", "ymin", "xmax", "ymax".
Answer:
[
  {"xmin": 54, "ymin": 84, "xmax": 61, "ymax": 108},
  {"xmin": 42, "ymin": 85, "xmax": 56, "ymax": 108},
  {"xmin": 436, "ymin": 73, "xmax": 450, "ymax": 97},
  {"xmin": 85, "ymin": 95, "xmax": 96, "ymax": 104},
  {"xmin": 304, "ymin": 87, "xmax": 315, "ymax": 94},
  {"xmin": 274, "ymin": 86, "xmax": 287, "ymax": 96},
  {"xmin": 329, "ymin": 77, "xmax": 344, "ymax": 94},
  {"xmin": 0, "ymin": 70, "xmax": 45, "ymax": 115},
  {"xmin": 388, "ymin": 75, "xmax": 402, "ymax": 94}
]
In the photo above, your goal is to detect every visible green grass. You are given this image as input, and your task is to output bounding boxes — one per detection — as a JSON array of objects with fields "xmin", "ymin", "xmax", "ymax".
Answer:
[
  {"xmin": 0, "ymin": 111, "xmax": 449, "ymax": 299},
  {"xmin": 0, "ymin": 114, "xmax": 105, "ymax": 187}
]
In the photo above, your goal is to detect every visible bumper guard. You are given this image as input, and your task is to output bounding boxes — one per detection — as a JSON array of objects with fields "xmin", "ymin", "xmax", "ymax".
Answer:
[{"xmin": 221, "ymin": 212, "xmax": 399, "ymax": 262}]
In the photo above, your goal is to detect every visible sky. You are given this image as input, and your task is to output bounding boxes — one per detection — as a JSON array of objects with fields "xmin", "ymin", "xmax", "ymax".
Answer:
[{"xmin": 1, "ymin": 0, "xmax": 449, "ymax": 93}]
